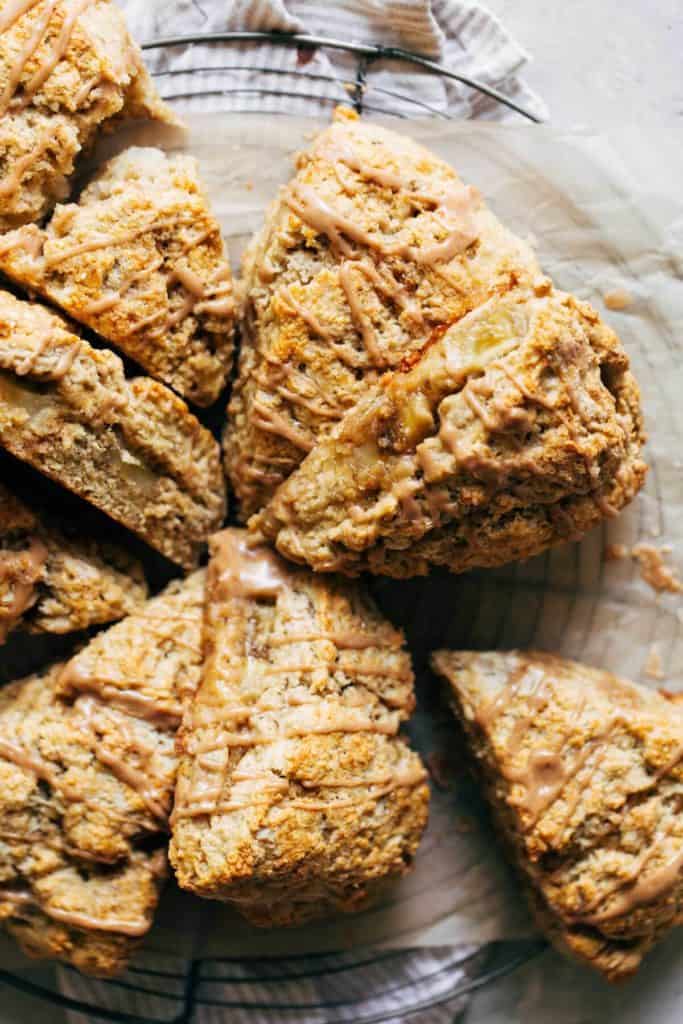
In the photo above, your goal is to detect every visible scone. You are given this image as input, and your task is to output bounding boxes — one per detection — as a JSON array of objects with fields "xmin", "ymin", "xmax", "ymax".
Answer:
[
  {"xmin": 170, "ymin": 529, "xmax": 429, "ymax": 926},
  {"xmin": 431, "ymin": 649, "xmax": 683, "ymax": 981},
  {"xmin": 0, "ymin": 0, "xmax": 174, "ymax": 231},
  {"xmin": 225, "ymin": 108, "xmax": 542, "ymax": 518},
  {"xmin": 252, "ymin": 287, "xmax": 646, "ymax": 576},
  {"xmin": 0, "ymin": 479, "xmax": 147, "ymax": 641},
  {"xmin": 0, "ymin": 571, "xmax": 205, "ymax": 976},
  {"xmin": 0, "ymin": 289, "xmax": 226, "ymax": 568},
  {"xmin": 0, "ymin": 147, "xmax": 235, "ymax": 405}
]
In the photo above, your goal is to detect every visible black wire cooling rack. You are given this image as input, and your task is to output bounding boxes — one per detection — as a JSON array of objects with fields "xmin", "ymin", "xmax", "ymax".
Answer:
[
  {"xmin": 140, "ymin": 30, "xmax": 541, "ymax": 122},
  {"xmin": 1, "ymin": 30, "xmax": 544, "ymax": 1023}
]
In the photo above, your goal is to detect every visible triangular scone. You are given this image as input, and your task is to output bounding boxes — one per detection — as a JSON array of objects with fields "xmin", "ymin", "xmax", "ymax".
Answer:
[
  {"xmin": 252, "ymin": 288, "xmax": 646, "ymax": 576},
  {"xmin": 0, "ymin": 479, "xmax": 147, "ymax": 641},
  {"xmin": 170, "ymin": 529, "xmax": 429, "ymax": 927},
  {"xmin": 0, "ymin": 148, "xmax": 235, "ymax": 405},
  {"xmin": 0, "ymin": 0, "xmax": 174, "ymax": 231},
  {"xmin": 0, "ymin": 571, "xmax": 205, "ymax": 976},
  {"xmin": 0, "ymin": 290, "xmax": 226, "ymax": 568},
  {"xmin": 431, "ymin": 650, "xmax": 683, "ymax": 981},
  {"xmin": 226, "ymin": 109, "xmax": 542, "ymax": 518}
]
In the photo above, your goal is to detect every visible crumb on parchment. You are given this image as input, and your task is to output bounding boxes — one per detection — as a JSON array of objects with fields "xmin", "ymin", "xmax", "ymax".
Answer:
[
  {"xmin": 604, "ymin": 543, "xmax": 628, "ymax": 561},
  {"xmin": 632, "ymin": 543, "xmax": 682, "ymax": 594},
  {"xmin": 604, "ymin": 541, "xmax": 682, "ymax": 594},
  {"xmin": 603, "ymin": 288, "xmax": 634, "ymax": 311},
  {"xmin": 643, "ymin": 644, "xmax": 666, "ymax": 681}
]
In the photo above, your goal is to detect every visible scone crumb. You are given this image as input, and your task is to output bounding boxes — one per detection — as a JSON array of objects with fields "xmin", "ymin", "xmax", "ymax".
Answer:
[
  {"xmin": 333, "ymin": 104, "xmax": 359, "ymax": 122},
  {"xmin": 659, "ymin": 688, "xmax": 683, "ymax": 704},
  {"xmin": 605, "ymin": 542, "xmax": 682, "ymax": 593},
  {"xmin": 603, "ymin": 287, "xmax": 634, "ymax": 311},
  {"xmin": 643, "ymin": 644, "xmax": 666, "ymax": 681},
  {"xmin": 632, "ymin": 543, "xmax": 682, "ymax": 593}
]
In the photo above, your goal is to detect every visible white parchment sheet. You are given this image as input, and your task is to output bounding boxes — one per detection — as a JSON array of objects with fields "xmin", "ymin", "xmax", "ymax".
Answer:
[
  {"xmin": 117, "ymin": 113, "xmax": 683, "ymax": 956},
  {"xmin": 3, "ymin": 117, "xmax": 683, "ymax": 1016}
]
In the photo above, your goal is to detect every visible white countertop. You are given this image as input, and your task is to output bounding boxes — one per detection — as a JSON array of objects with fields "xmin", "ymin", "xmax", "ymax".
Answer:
[{"xmin": 488, "ymin": 0, "xmax": 683, "ymax": 191}]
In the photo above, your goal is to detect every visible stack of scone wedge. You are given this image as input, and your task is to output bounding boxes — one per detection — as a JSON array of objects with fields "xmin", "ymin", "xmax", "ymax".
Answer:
[{"xmin": 0, "ymin": 0, "xmax": 679, "ymax": 993}]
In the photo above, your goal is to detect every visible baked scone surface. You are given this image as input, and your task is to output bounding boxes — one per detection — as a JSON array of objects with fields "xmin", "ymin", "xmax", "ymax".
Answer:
[
  {"xmin": 0, "ymin": 479, "xmax": 147, "ymax": 641},
  {"xmin": 0, "ymin": 147, "xmax": 235, "ymax": 405},
  {"xmin": 170, "ymin": 529, "xmax": 429, "ymax": 926},
  {"xmin": 0, "ymin": 289, "xmax": 226, "ymax": 567},
  {"xmin": 432, "ymin": 649, "xmax": 683, "ymax": 981},
  {"xmin": 0, "ymin": 570, "xmax": 205, "ymax": 975},
  {"xmin": 253, "ymin": 286, "xmax": 646, "ymax": 576},
  {"xmin": 226, "ymin": 109, "xmax": 542, "ymax": 518},
  {"xmin": 0, "ymin": 0, "xmax": 172, "ymax": 230}
]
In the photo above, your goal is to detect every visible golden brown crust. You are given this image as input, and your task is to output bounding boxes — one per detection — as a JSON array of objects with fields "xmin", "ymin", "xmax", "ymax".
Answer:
[
  {"xmin": 0, "ymin": 479, "xmax": 147, "ymax": 640},
  {"xmin": 252, "ymin": 288, "xmax": 646, "ymax": 577},
  {"xmin": 225, "ymin": 111, "xmax": 542, "ymax": 519},
  {"xmin": 0, "ymin": 0, "xmax": 174, "ymax": 230},
  {"xmin": 0, "ymin": 571, "xmax": 205, "ymax": 975},
  {"xmin": 169, "ymin": 529, "xmax": 429, "ymax": 926},
  {"xmin": 0, "ymin": 147, "xmax": 235, "ymax": 405},
  {"xmin": 431, "ymin": 649, "xmax": 683, "ymax": 981},
  {"xmin": 0, "ymin": 289, "xmax": 226, "ymax": 567}
]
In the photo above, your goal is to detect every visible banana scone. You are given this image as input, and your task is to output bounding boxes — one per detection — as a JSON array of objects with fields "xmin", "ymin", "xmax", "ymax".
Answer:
[
  {"xmin": 0, "ymin": 290, "xmax": 226, "ymax": 568},
  {"xmin": 0, "ymin": 147, "xmax": 235, "ymax": 405},
  {"xmin": 170, "ymin": 529, "xmax": 429, "ymax": 927},
  {"xmin": 431, "ymin": 649, "xmax": 683, "ymax": 981},
  {"xmin": 252, "ymin": 287, "xmax": 646, "ymax": 577},
  {"xmin": 0, "ymin": 571, "xmax": 205, "ymax": 976},
  {"xmin": 225, "ymin": 108, "xmax": 542, "ymax": 518},
  {"xmin": 0, "ymin": 0, "xmax": 174, "ymax": 231},
  {"xmin": 0, "ymin": 479, "xmax": 147, "ymax": 641}
]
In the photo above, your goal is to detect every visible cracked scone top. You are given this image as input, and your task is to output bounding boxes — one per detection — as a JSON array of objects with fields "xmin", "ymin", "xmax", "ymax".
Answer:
[
  {"xmin": 0, "ymin": 0, "xmax": 173, "ymax": 230},
  {"xmin": 170, "ymin": 529, "xmax": 429, "ymax": 927},
  {"xmin": 0, "ymin": 289, "xmax": 226, "ymax": 568},
  {"xmin": 226, "ymin": 109, "xmax": 542, "ymax": 518},
  {"xmin": 252, "ymin": 287, "xmax": 646, "ymax": 576},
  {"xmin": 0, "ymin": 147, "xmax": 236, "ymax": 406},
  {"xmin": 0, "ymin": 571, "xmax": 205, "ymax": 976},
  {"xmin": 432, "ymin": 650, "xmax": 683, "ymax": 981},
  {"xmin": 0, "ymin": 479, "xmax": 147, "ymax": 641}
]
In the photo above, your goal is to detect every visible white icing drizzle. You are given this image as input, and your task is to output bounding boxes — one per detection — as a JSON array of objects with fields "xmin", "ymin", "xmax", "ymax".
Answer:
[
  {"xmin": 0, "ymin": 0, "xmax": 43, "ymax": 35},
  {"xmin": 0, "ymin": 886, "xmax": 153, "ymax": 936},
  {"xmin": 75, "ymin": 696, "xmax": 170, "ymax": 822},
  {"xmin": 277, "ymin": 285, "xmax": 334, "ymax": 340},
  {"xmin": 0, "ymin": 0, "xmax": 56, "ymax": 116},
  {"xmin": 0, "ymin": 126, "xmax": 54, "ymax": 198},
  {"xmin": 0, "ymin": 535, "xmax": 48, "ymax": 641},
  {"xmin": 80, "ymin": 256, "xmax": 164, "ymax": 316},
  {"xmin": 338, "ymin": 261, "xmax": 386, "ymax": 367},
  {"xmin": 251, "ymin": 397, "xmax": 314, "ymax": 452},
  {"xmin": 13, "ymin": 0, "xmax": 96, "ymax": 111}
]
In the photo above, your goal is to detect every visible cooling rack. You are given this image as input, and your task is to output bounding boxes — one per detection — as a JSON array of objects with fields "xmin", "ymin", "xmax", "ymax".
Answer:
[
  {"xmin": 140, "ymin": 30, "xmax": 542, "ymax": 122},
  {"xmin": 0, "ymin": 29, "xmax": 544, "ymax": 1022}
]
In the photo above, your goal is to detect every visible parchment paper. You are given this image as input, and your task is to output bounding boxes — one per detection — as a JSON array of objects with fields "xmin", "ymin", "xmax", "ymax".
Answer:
[{"xmin": 2, "ymin": 117, "xmax": 682, "ymax": 988}]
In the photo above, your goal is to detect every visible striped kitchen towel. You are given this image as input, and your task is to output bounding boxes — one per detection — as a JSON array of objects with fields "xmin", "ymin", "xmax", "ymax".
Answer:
[{"xmin": 118, "ymin": 0, "xmax": 547, "ymax": 121}]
